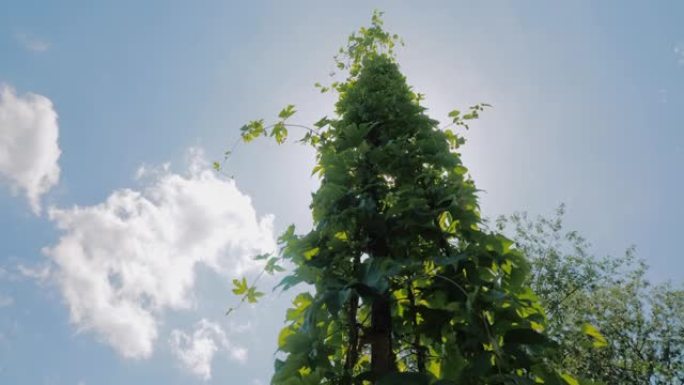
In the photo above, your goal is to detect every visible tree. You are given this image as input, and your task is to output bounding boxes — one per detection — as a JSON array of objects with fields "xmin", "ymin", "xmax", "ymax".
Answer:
[
  {"xmin": 497, "ymin": 205, "xmax": 684, "ymax": 385},
  {"xmin": 230, "ymin": 12, "xmax": 591, "ymax": 385}
]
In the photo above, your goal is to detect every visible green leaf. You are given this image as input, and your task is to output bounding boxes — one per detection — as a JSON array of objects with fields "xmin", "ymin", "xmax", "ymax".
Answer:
[
  {"xmin": 581, "ymin": 323, "xmax": 607, "ymax": 348},
  {"xmin": 286, "ymin": 293, "xmax": 313, "ymax": 321},
  {"xmin": 358, "ymin": 258, "xmax": 399, "ymax": 295},
  {"xmin": 271, "ymin": 121, "xmax": 288, "ymax": 144},
  {"xmin": 314, "ymin": 83, "xmax": 329, "ymax": 93},
  {"xmin": 303, "ymin": 247, "xmax": 320, "ymax": 260},
  {"xmin": 453, "ymin": 165, "xmax": 468, "ymax": 176},
  {"xmin": 438, "ymin": 211, "xmax": 451, "ymax": 231},
  {"xmin": 560, "ymin": 373, "xmax": 580, "ymax": 385},
  {"xmin": 212, "ymin": 161, "xmax": 221, "ymax": 171},
  {"xmin": 278, "ymin": 224, "xmax": 296, "ymax": 244},
  {"xmin": 232, "ymin": 277, "xmax": 248, "ymax": 295},
  {"xmin": 278, "ymin": 327, "xmax": 311, "ymax": 354},
  {"xmin": 278, "ymin": 104, "xmax": 296, "ymax": 120},
  {"xmin": 265, "ymin": 257, "xmax": 286, "ymax": 274},
  {"xmin": 438, "ymin": 211, "xmax": 458, "ymax": 234},
  {"xmin": 322, "ymin": 288, "xmax": 349, "ymax": 315},
  {"xmin": 311, "ymin": 164, "xmax": 324, "ymax": 177},
  {"xmin": 275, "ymin": 274, "xmax": 304, "ymax": 291},
  {"xmin": 443, "ymin": 129, "xmax": 462, "ymax": 149},
  {"xmin": 240, "ymin": 119, "xmax": 265, "ymax": 142},
  {"xmin": 246, "ymin": 286, "xmax": 264, "ymax": 303},
  {"xmin": 277, "ymin": 327, "xmax": 295, "ymax": 350},
  {"xmin": 427, "ymin": 359, "xmax": 441, "ymax": 378},
  {"xmin": 314, "ymin": 116, "xmax": 330, "ymax": 128}
]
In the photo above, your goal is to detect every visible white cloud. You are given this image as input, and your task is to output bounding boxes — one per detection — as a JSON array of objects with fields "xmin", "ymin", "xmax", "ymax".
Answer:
[
  {"xmin": 43, "ymin": 149, "xmax": 275, "ymax": 359},
  {"xmin": 0, "ymin": 85, "xmax": 61, "ymax": 213},
  {"xmin": 170, "ymin": 319, "xmax": 247, "ymax": 380},
  {"xmin": 17, "ymin": 263, "xmax": 52, "ymax": 283},
  {"xmin": 14, "ymin": 32, "xmax": 49, "ymax": 53}
]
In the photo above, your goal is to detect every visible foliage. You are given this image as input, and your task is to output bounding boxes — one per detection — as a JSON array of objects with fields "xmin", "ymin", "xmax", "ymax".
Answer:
[
  {"xmin": 497, "ymin": 205, "xmax": 684, "ymax": 385},
  {"xmin": 230, "ymin": 11, "xmax": 591, "ymax": 385}
]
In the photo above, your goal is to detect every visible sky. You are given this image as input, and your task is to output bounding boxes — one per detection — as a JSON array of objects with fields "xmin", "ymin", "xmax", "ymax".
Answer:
[{"xmin": 0, "ymin": 1, "xmax": 682, "ymax": 384}]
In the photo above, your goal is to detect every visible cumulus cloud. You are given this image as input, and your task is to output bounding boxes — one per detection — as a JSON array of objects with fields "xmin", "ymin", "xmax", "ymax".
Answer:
[
  {"xmin": 43, "ymin": 149, "xmax": 275, "ymax": 359},
  {"xmin": 0, "ymin": 85, "xmax": 61, "ymax": 213},
  {"xmin": 170, "ymin": 319, "xmax": 247, "ymax": 380}
]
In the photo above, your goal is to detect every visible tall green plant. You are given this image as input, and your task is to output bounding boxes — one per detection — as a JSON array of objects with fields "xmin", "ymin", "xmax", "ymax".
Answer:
[{"xmin": 230, "ymin": 12, "xmax": 590, "ymax": 385}]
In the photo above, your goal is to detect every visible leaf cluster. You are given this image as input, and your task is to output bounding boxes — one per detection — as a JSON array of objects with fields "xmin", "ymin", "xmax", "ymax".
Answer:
[{"xmin": 498, "ymin": 206, "xmax": 684, "ymax": 385}]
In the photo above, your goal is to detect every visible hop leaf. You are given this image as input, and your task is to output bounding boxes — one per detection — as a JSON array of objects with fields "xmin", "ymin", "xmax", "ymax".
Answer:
[
  {"xmin": 438, "ymin": 211, "xmax": 458, "ymax": 234},
  {"xmin": 232, "ymin": 277, "xmax": 248, "ymax": 295},
  {"xmin": 314, "ymin": 116, "xmax": 331, "ymax": 129},
  {"xmin": 246, "ymin": 287, "xmax": 264, "ymax": 303},
  {"xmin": 265, "ymin": 257, "xmax": 286, "ymax": 274},
  {"xmin": 271, "ymin": 121, "xmax": 288, "ymax": 144},
  {"xmin": 278, "ymin": 104, "xmax": 296, "ymax": 120},
  {"xmin": 241, "ymin": 119, "xmax": 265, "ymax": 142}
]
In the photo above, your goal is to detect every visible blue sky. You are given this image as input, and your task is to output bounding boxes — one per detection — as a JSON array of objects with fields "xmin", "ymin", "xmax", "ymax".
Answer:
[{"xmin": 0, "ymin": 1, "xmax": 682, "ymax": 384}]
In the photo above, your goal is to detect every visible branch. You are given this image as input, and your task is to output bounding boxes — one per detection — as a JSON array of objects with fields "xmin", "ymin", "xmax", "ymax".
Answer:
[{"xmin": 406, "ymin": 279, "xmax": 426, "ymax": 372}]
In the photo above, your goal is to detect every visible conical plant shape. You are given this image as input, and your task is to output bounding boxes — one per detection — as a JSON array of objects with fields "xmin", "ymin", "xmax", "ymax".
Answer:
[{"xmin": 233, "ymin": 11, "xmax": 586, "ymax": 385}]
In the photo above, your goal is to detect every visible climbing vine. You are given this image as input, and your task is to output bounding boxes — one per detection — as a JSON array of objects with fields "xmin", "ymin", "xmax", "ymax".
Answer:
[{"xmin": 228, "ymin": 11, "xmax": 598, "ymax": 385}]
